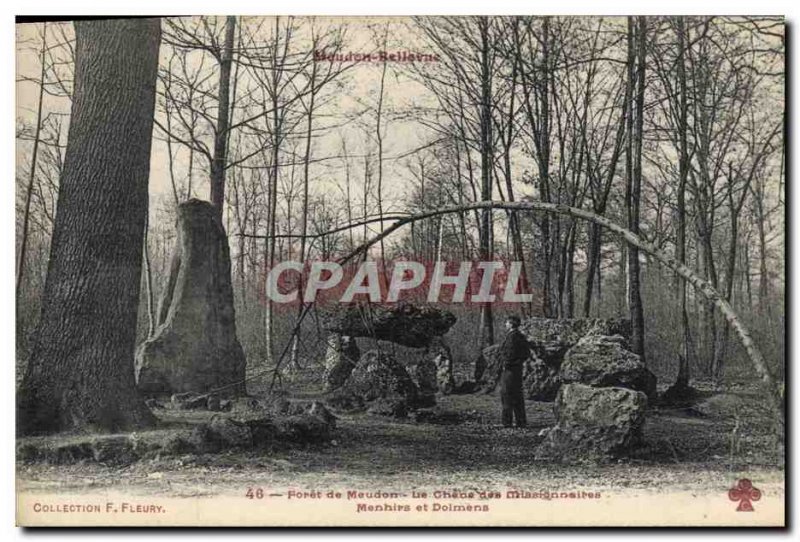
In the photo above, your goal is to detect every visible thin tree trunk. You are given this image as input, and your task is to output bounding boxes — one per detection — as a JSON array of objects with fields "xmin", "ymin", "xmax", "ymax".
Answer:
[
  {"xmin": 143, "ymin": 210, "xmax": 156, "ymax": 339},
  {"xmin": 674, "ymin": 17, "xmax": 692, "ymax": 389},
  {"xmin": 500, "ymin": 53, "xmax": 530, "ymax": 314},
  {"xmin": 625, "ymin": 16, "xmax": 646, "ymax": 361},
  {"xmin": 342, "ymin": 139, "xmax": 355, "ymax": 252},
  {"xmin": 540, "ymin": 18, "xmax": 553, "ymax": 318},
  {"xmin": 478, "ymin": 18, "xmax": 494, "ymax": 348},
  {"xmin": 209, "ymin": 16, "xmax": 236, "ymax": 219},
  {"xmin": 376, "ymin": 29, "xmax": 388, "ymax": 269},
  {"xmin": 290, "ymin": 43, "xmax": 319, "ymax": 371},
  {"xmin": 16, "ymin": 22, "xmax": 48, "ymax": 307}
]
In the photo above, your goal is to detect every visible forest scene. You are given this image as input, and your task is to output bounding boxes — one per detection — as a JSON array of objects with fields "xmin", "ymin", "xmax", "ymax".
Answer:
[{"xmin": 14, "ymin": 16, "xmax": 784, "ymax": 525}]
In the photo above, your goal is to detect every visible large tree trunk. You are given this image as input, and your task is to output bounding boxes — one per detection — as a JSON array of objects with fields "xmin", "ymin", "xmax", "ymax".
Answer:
[{"xmin": 17, "ymin": 18, "xmax": 161, "ymax": 435}]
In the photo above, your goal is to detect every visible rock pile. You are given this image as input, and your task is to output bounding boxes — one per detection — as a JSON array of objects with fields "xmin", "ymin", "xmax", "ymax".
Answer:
[
  {"xmin": 521, "ymin": 317, "xmax": 631, "ymax": 368},
  {"xmin": 327, "ymin": 350, "xmax": 422, "ymax": 417},
  {"xmin": 535, "ymin": 331, "xmax": 654, "ymax": 462},
  {"xmin": 473, "ymin": 318, "xmax": 634, "ymax": 402},
  {"xmin": 559, "ymin": 333, "xmax": 657, "ymax": 402},
  {"xmin": 194, "ymin": 397, "xmax": 337, "ymax": 451}
]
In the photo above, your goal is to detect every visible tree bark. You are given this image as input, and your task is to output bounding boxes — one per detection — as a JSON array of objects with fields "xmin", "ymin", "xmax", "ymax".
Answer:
[
  {"xmin": 478, "ymin": 18, "xmax": 494, "ymax": 348},
  {"xmin": 18, "ymin": 18, "xmax": 161, "ymax": 435},
  {"xmin": 625, "ymin": 17, "xmax": 646, "ymax": 361},
  {"xmin": 143, "ymin": 210, "xmax": 156, "ymax": 339},
  {"xmin": 209, "ymin": 16, "xmax": 236, "ymax": 218},
  {"xmin": 674, "ymin": 17, "xmax": 692, "ymax": 389}
]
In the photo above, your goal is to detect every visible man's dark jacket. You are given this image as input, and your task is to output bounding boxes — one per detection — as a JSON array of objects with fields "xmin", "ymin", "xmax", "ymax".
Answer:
[{"xmin": 497, "ymin": 328, "xmax": 530, "ymax": 369}]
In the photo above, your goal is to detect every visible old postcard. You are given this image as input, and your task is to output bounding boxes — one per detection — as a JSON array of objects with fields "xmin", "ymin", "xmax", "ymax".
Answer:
[{"xmin": 14, "ymin": 15, "xmax": 785, "ymax": 527}]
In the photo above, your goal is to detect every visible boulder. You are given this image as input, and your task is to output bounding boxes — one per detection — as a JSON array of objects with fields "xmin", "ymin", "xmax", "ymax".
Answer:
[
  {"xmin": 475, "ymin": 345, "xmax": 503, "ymax": 392},
  {"xmin": 229, "ymin": 395, "xmax": 313, "ymax": 419},
  {"xmin": 414, "ymin": 357, "xmax": 438, "ymax": 395},
  {"xmin": 520, "ymin": 318, "xmax": 631, "ymax": 368},
  {"xmin": 560, "ymin": 334, "xmax": 657, "ymax": 401},
  {"xmin": 136, "ymin": 199, "xmax": 246, "ymax": 396},
  {"xmin": 535, "ymin": 383, "xmax": 647, "ymax": 462},
  {"xmin": 274, "ymin": 415, "xmax": 334, "ymax": 444},
  {"xmin": 329, "ymin": 350, "xmax": 420, "ymax": 414},
  {"xmin": 90, "ymin": 436, "xmax": 137, "ymax": 466},
  {"xmin": 343, "ymin": 350, "xmax": 419, "ymax": 404},
  {"xmin": 208, "ymin": 417, "xmax": 253, "ymax": 449},
  {"xmin": 227, "ymin": 396, "xmax": 270, "ymax": 421},
  {"xmin": 326, "ymin": 391, "xmax": 365, "ymax": 411},
  {"xmin": 433, "ymin": 351, "xmax": 455, "ymax": 395},
  {"xmin": 322, "ymin": 334, "xmax": 360, "ymax": 392},
  {"xmin": 186, "ymin": 424, "xmax": 221, "ymax": 453},
  {"xmin": 170, "ymin": 392, "xmax": 207, "ymax": 410},
  {"xmin": 308, "ymin": 401, "xmax": 337, "ymax": 427},
  {"xmin": 367, "ymin": 397, "xmax": 409, "ymax": 418},
  {"xmin": 206, "ymin": 395, "xmax": 221, "ymax": 412},
  {"xmin": 322, "ymin": 303, "xmax": 456, "ymax": 348},
  {"xmin": 524, "ymin": 355, "xmax": 561, "ymax": 402},
  {"xmin": 247, "ymin": 418, "xmax": 280, "ymax": 448},
  {"xmin": 690, "ymin": 393, "xmax": 743, "ymax": 419}
]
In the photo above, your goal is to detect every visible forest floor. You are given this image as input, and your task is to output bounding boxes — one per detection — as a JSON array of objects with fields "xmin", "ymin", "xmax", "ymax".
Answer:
[{"xmin": 16, "ymin": 386, "xmax": 785, "ymax": 499}]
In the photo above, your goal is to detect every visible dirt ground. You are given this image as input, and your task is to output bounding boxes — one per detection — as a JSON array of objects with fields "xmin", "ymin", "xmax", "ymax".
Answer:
[{"xmin": 17, "ymin": 389, "xmax": 785, "ymax": 499}]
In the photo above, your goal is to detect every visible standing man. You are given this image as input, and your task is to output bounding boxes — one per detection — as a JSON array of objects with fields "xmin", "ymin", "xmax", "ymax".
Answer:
[{"xmin": 498, "ymin": 315, "xmax": 529, "ymax": 428}]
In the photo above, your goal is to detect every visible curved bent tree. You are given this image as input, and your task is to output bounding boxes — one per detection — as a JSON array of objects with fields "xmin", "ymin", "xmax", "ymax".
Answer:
[
  {"xmin": 17, "ymin": 19, "xmax": 162, "ymax": 435},
  {"xmin": 260, "ymin": 200, "xmax": 784, "ymax": 428}
]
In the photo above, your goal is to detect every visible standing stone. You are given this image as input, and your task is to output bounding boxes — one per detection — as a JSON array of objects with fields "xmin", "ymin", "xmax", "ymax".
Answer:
[
  {"xmin": 413, "ymin": 356, "xmax": 438, "ymax": 408},
  {"xmin": 420, "ymin": 336, "xmax": 450, "ymax": 395},
  {"xmin": 323, "ymin": 334, "xmax": 360, "ymax": 392},
  {"xmin": 414, "ymin": 357, "xmax": 438, "ymax": 395},
  {"xmin": 434, "ymin": 350, "xmax": 455, "ymax": 395},
  {"xmin": 135, "ymin": 199, "xmax": 246, "ymax": 395}
]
